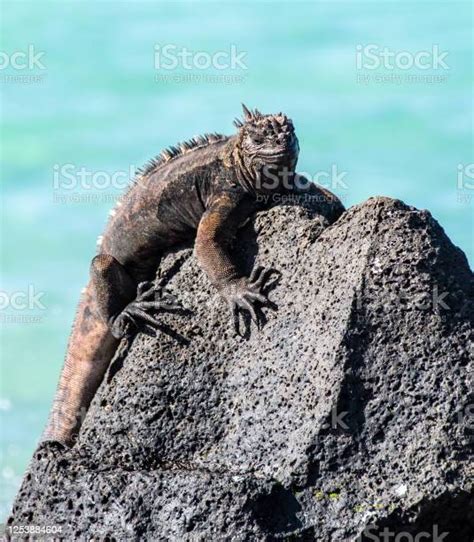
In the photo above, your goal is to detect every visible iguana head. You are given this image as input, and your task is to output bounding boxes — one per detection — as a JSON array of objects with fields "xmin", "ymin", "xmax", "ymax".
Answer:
[{"xmin": 233, "ymin": 104, "xmax": 299, "ymax": 191}]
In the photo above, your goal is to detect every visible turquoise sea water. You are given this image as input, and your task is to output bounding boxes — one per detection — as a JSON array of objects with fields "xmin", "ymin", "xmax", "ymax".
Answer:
[{"xmin": 0, "ymin": 1, "xmax": 472, "ymax": 517}]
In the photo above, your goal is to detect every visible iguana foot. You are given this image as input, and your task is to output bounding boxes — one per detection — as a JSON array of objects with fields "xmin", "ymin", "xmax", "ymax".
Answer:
[
  {"xmin": 222, "ymin": 266, "xmax": 278, "ymax": 334},
  {"xmin": 111, "ymin": 281, "xmax": 183, "ymax": 339}
]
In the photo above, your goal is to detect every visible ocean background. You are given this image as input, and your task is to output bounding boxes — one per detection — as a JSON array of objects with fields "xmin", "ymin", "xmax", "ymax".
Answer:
[{"xmin": 0, "ymin": 1, "xmax": 472, "ymax": 517}]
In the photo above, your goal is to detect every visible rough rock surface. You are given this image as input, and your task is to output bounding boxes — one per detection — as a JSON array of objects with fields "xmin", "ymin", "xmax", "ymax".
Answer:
[{"xmin": 8, "ymin": 196, "xmax": 474, "ymax": 541}]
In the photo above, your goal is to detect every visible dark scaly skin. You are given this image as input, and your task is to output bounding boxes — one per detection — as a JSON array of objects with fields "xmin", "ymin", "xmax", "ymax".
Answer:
[{"xmin": 42, "ymin": 105, "xmax": 345, "ymax": 447}]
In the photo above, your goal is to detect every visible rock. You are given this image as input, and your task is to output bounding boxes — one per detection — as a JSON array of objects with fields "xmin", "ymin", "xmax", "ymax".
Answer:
[{"xmin": 7, "ymin": 196, "xmax": 473, "ymax": 541}]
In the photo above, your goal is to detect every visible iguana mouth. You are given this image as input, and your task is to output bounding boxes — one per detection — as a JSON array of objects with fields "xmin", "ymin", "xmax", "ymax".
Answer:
[
  {"xmin": 261, "ymin": 151, "xmax": 287, "ymax": 160},
  {"xmin": 258, "ymin": 145, "xmax": 298, "ymax": 163},
  {"xmin": 258, "ymin": 133, "xmax": 298, "ymax": 158}
]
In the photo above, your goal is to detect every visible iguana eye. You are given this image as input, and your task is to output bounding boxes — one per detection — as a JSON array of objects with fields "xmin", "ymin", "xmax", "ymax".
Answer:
[{"xmin": 251, "ymin": 135, "xmax": 264, "ymax": 145}]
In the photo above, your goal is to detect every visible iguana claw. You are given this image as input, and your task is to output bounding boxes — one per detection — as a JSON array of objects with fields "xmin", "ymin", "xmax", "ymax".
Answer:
[
  {"xmin": 111, "ymin": 281, "xmax": 183, "ymax": 339},
  {"xmin": 224, "ymin": 266, "xmax": 278, "ymax": 334}
]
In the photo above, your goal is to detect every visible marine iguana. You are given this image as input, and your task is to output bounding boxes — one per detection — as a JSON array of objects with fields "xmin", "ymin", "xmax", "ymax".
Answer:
[{"xmin": 42, "ymin": 105, "xmax": 344, "ymax": 447}]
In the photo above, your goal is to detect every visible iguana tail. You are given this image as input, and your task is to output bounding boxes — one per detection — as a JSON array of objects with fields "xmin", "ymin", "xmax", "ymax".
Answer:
[{"xmin": 42, "ymin": 283, "xmax": 118, "ymax": 446}]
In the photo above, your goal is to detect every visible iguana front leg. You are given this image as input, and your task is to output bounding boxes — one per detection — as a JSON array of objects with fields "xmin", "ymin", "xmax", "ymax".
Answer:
[{"xmin": 195, "ymin": 192, "xmax": 275, "ymax": 330}]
